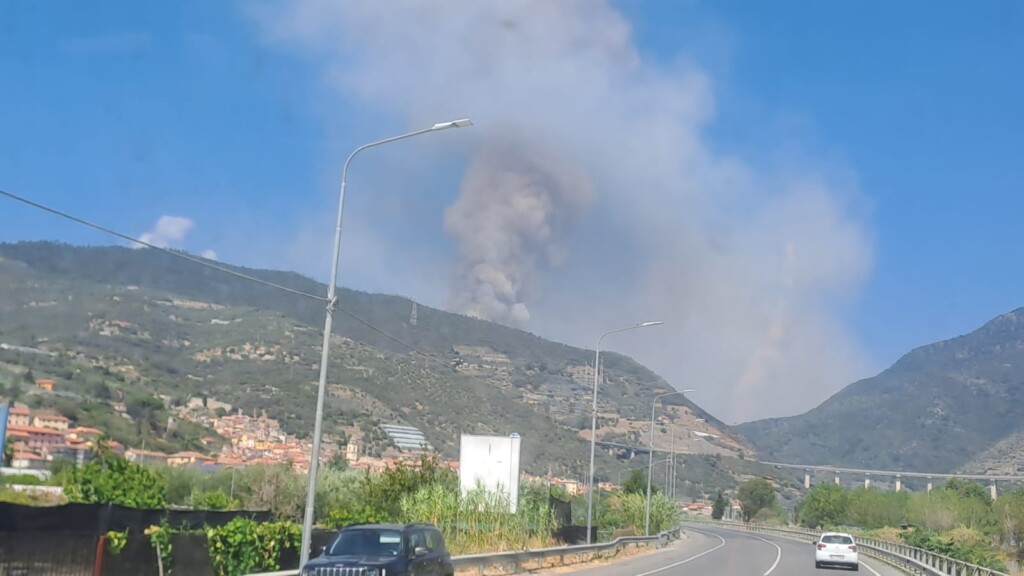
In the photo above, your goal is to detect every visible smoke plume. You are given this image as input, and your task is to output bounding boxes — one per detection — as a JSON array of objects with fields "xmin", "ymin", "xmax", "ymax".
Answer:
[
  {"xmin": 249, "ymin": 0, "xmax": 874, "ymax": 422},
  {"xmin": 444, "ymin": 139, "xmax": 592, "ymax": 325}
]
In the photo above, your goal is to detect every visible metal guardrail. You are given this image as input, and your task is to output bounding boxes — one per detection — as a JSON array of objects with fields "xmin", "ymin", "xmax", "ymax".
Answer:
[
  {"xmin": 244, "ymin": 529, "xmax": 680, "ymax": 576},
  {"xmin": 686, "ymin": 518, "xmax": 1010, "ymax": 576}
]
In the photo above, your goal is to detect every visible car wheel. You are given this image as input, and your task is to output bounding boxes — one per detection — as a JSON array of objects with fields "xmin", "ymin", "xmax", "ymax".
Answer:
[
  {"xmin": 815, "ymin": 561, "xmax": 821, "ymax": 569},
  {"xmin": 852, "ymin": 564, "xmax": 859, "ymax": 572}
]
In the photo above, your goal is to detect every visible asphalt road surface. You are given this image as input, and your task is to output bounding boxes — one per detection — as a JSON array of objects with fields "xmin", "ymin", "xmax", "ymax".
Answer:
[{"xmin": 537, "ymin": 525, "xmax": 906, "ymax": 576}]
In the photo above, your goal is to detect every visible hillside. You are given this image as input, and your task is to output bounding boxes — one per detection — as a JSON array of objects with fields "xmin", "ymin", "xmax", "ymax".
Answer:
[
  {"xmin": 0, "ymin": 241, "xmax": 752, "ymax": 481},
  {"xmin": 738, "ymin": 308, "xmax": 1024, "ymax": 473}
]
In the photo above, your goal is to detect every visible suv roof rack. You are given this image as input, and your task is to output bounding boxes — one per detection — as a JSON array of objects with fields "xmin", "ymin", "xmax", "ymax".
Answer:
[{"xmin": 336, "ymin": 522, "xmax": 438, "ymax": 530}]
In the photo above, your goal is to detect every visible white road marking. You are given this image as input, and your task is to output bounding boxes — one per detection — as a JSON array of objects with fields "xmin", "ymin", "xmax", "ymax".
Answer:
[
  {"xmin": 741, "ymin": 533, "xmax": 782, "ymax": 576},
  {"xmin": 860, "ymin": 559, "xmax": 884, "ymax": 576},
  {"xmin": 633, "ymin": 528, "xmax": 727, "ymax": 576}
]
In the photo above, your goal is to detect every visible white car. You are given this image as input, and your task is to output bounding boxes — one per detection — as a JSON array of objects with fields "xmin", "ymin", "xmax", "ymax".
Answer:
[{"xmin": 814, "ymin": 532, "xmax": 859, "ymax": 571}]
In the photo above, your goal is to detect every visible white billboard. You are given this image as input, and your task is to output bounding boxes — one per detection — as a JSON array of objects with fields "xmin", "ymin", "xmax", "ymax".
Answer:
[{"xmin": 459, "ymin": 433, "xmax": 522, "ymax": 512}]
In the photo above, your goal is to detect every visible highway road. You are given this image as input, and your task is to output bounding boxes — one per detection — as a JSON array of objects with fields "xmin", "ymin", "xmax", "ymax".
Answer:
[{"xmin": 537, "ymin": 525, "xmax": 905, "ymax": 576}]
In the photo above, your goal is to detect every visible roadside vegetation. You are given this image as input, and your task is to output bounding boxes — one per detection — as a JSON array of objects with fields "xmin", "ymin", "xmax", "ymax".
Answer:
[
  {"xmin": 3, "ymin": 449, "xmax": 679, "ymax": 573},
  {"xmin": 793, "ymin": 479, "xmax": 1024, "ymax": 572}
]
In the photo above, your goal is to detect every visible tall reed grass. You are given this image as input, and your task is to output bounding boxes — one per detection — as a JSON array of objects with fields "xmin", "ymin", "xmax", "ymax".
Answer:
[{"xmin": 398, "ymin": 482, "xmax": 558, "ymax": 554}]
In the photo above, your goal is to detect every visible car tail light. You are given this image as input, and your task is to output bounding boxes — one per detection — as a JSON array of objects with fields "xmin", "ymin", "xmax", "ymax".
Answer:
[
  {"xmin": 817, "ymin": 543, "xmax": 826, "ymax": 550},
  {"xmin": 849, "ymin": 545, "xmax": 857, "ymax": 552}
]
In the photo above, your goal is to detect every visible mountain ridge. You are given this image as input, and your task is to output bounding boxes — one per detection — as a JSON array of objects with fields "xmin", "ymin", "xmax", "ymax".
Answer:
[
  {"xmin": 0, "ymin": 240, "xmax": 752, "ymax": 481},
  {"xmin": 737, "ymin": 308, "xmax": 1024, "ymax": 474}
]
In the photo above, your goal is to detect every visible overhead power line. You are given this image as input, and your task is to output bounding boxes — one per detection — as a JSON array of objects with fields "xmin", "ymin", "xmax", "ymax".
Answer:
[
  {"xmin": 0, "ymin": 188, "xmax": 326, "ymax": 302},
  {"xmin": 0, "ymin": 187, "xmax": 501, "ymax": 390}
]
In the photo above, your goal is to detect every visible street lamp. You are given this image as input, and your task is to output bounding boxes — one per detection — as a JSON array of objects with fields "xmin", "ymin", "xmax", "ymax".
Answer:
[
  {"xmin": 645, "ymin": 388, "xmax": 695, "ymax": 535},
  {"xmin": 585, "ymin": 321, "xmax": 663, "ymax": 545},
  {"xmin": 299, "ymin": 118, "xmax": 473, "ymax": 566},
  {"xmin": 668, "ymin": 418, "xmax": 705, "ymax": 498}
]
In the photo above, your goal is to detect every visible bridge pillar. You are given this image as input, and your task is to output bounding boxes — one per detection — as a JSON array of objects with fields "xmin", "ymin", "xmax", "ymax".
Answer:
[
  {"xmin": 804, "ymin": 471, "xmax": 810, "ymax": 489},
  {"xmin": 991, "ymin": 482, "xmax": 998, "ymax": 501},
  {"xmin": 895, "ymin": 475, "xmax": 902, "ymax": 492},
  {"xmin": 864, "ymin": 474, "xmax": 870, "ymax": 489}
]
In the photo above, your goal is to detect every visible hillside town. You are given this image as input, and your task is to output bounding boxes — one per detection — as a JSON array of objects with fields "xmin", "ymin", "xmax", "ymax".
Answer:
[
  {"xmin": 5, "ymin": 380, "xmax": 645, "ymax": 494},
  {"xmin": 4, "ymin": 393, "xmax": 455, "ymax": 476},
  {"xmin": 3, "ymin": 388, "xmax": 742, "ymax": 512}
]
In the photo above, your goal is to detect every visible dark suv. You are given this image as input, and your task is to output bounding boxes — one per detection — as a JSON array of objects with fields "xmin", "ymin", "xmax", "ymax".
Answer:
[{"xmin": 300, "ymin": 523, "xmax": 454, "ymax": 576}]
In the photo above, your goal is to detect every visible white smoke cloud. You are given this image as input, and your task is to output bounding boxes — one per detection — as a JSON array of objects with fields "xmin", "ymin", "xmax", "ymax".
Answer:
[
  {"xmin": 136, "ymin": 215, "xmax": 194, "ymax": 248},
  {"xmin": 444, "ymin": 138, "xmax": 593, "ymax": 325},
  {"xmin": 248, "ymin": 0, "xmax": 874, "ymax": 422},
  {"xmin": 135, "ymin": 215, "xmax": 219, "ymax": 261}
]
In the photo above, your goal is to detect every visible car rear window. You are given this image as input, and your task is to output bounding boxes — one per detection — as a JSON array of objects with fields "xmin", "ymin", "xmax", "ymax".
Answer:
[{"xmin": 822, "ymin": 535, "xmax": 854, "ymax": 544}]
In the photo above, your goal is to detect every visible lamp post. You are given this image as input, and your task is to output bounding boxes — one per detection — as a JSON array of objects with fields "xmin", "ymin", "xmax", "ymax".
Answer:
[
  {"xmin": 667, "ymin": 424, "xmax": 674, "ymax": 498},
  {"xmin": 645, "ymin": 389, "xmax": 695, "ymax": 535},
  {"xmin": 299, "ymin": 118, "xmax": 473, "ymax": 566},
  {"xmin": 668, "ymin": 418, "xmax": 705, "ymax": 499},
  {"xmin": 585, "ymin": 321, "xmax": 663, "ymax": 545}
]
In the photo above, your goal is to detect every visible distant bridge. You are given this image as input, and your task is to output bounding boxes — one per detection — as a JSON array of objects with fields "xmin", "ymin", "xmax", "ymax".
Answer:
[
  {"xmin": 761, "ymin": 460, "xmax": 1024, "ymax": 483},
  {"xmin": 594, "ymin": 440, "xmax": 652, "ymax": 455},
  {"xmin": 594, "ymin": 439, "xmax": 1024, "ymax": 496}
]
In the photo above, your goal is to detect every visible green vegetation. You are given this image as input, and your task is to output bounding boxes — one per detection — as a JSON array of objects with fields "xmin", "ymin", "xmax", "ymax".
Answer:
[
  {"xmin": 739, "ymin": 308, "xmax": 1024, "ymax": 473},
  {"xmin": 711, "ymin": 491, "xmax": 726, "ymax": 520},
  {"xmin": 61, "ymin": 447, "xmax": 167, "ymax": 508},
  {"xmin": 0, "ymin": 486, "xmax": 66, "ymax": 506},
  {"xmin": 0, "ymin": 449, "xmax": 682, "ymax": 576},
  {"xmin": 0, "ymin": 472, "xmax": 54, "ymax": 486},
  {"xmin": 796, "ymin": 483, "xmax": 849, "ymax": 529},
  {"xmin": 400, "ymin": 483, "xmax": 558, "ymax": 553},
  {"xmin": 2, "ymin": 436, "xmax": 12, "ymax": 467},
  {"xmin": 621, "ymin": 468, "xmax": 658, "ymax": 496},
  {"xmin": 359, "ymin": 453, "xmax": 457, "ymax": 520},
  {"xmin": 899, "ymin": 528, "xmax": 1006, "ymax": 572},
  {"xmin": 737, "ymin": 478, "xmax": 776, "ymax": 521},
  {"xmin": 206, "ymin": 518, "xmax": 301, "ymax": 576},
  {"xmin": 105, "ymin": 529, "xmax": 128, "ymax": 554},
  {"xmin": 598, "ymin": 492, "xmax": 678, "ymax": 536},
  {"xmin": 145, "ymin": 523, "xmax": 175, "ymax": 575},
  {"xmin": 793, "ymin": 478, "xmax": 1024, "ymax": 571},
  {"xmin": 0, "ymin": 241, "xmax": 706, "ymax": 476}
]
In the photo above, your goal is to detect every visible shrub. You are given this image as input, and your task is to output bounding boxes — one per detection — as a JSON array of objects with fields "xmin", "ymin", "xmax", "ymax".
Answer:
[{"xmin": 206, "ymin": 517, "xmax": 301, "ymax": 576}]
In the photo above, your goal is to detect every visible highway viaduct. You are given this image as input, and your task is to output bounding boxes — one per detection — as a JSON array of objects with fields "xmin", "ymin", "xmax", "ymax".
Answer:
[{"xmin": 594, "ymin": 440, "xmax": 1024, "ymax": 499}]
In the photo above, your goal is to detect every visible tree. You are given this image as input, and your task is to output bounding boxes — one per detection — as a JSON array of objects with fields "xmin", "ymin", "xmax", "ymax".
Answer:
[
  {"xmin": 91, "ymin": 380, "xmax": 113, "ymax": 401},
  {"xmin": 622, "ymin": 469, "xmax": 659, "ymax": 496},
  {"xmin": 328, "ymin": 452, "xmax": 349, "ymax": 472},
  {"xmin": 712, "ymin": 491, "xmax": 727, "ymax": 520},
  {"xmin": 797, "ymin": 483, "xmax": 849, "ymax": 528},
  {"xmin": 2, "ymin": 436, "xmax": 13, "ymax": 467},
  {"xmin": 944, "ymin": 478, "xmax": 991, "ymax": 504},
  {"xmin": 361, "ymin": 453, "xmax": 457, "ymax": 520},
  {"xmin": 737, "ymin": 478, "xmax": 776, "ymax": 522},
  {"xmin": 847, "ymin": 488, "xmax": 909, "ymax": 529},
  {"xmin": 193, "ymin": 490, "xmax": 239, "ymax": 511},
  {"xmin": 126, "ymin": 393, "xmax": 164, "ymax": 422},
  {"xmin": 62, "ymin": 452, "xmax": 166, "ymax": 508},
  {"xmin": 994, "ymin": 487, "xmax": 1024, "ymax": 547}
]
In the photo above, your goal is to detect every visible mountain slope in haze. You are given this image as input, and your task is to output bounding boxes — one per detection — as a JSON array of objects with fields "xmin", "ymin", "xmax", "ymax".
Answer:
[
  {"xmin": 0, "ymin": 241, "xmax": 750, "ymax": 477},
  {"xmin": 737, "ymin": 308, "xmax": 1024, "ymax": 474}
]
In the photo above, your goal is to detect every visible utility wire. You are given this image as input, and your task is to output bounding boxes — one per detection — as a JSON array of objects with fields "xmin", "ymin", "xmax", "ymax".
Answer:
[
  {"xmin": 337, "ymin": 309, "xmax": 465, "ymax": 375},
  {"xmin": 0, "ymin": 188, "xmax": 327, "ymax": 302},
  {"xmin": 0, "ymin": 187, "xmax": 487, "ymax": 385}
]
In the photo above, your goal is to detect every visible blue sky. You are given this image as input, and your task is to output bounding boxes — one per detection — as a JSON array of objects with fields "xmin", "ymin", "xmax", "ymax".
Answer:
[
  {"xmin": 2, "ymin": 1, "xmax": 1021, "ymax": 422},
  {"xmin": 621, "ymin": 0, "xmax": 1024, "ymax": 355}
]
